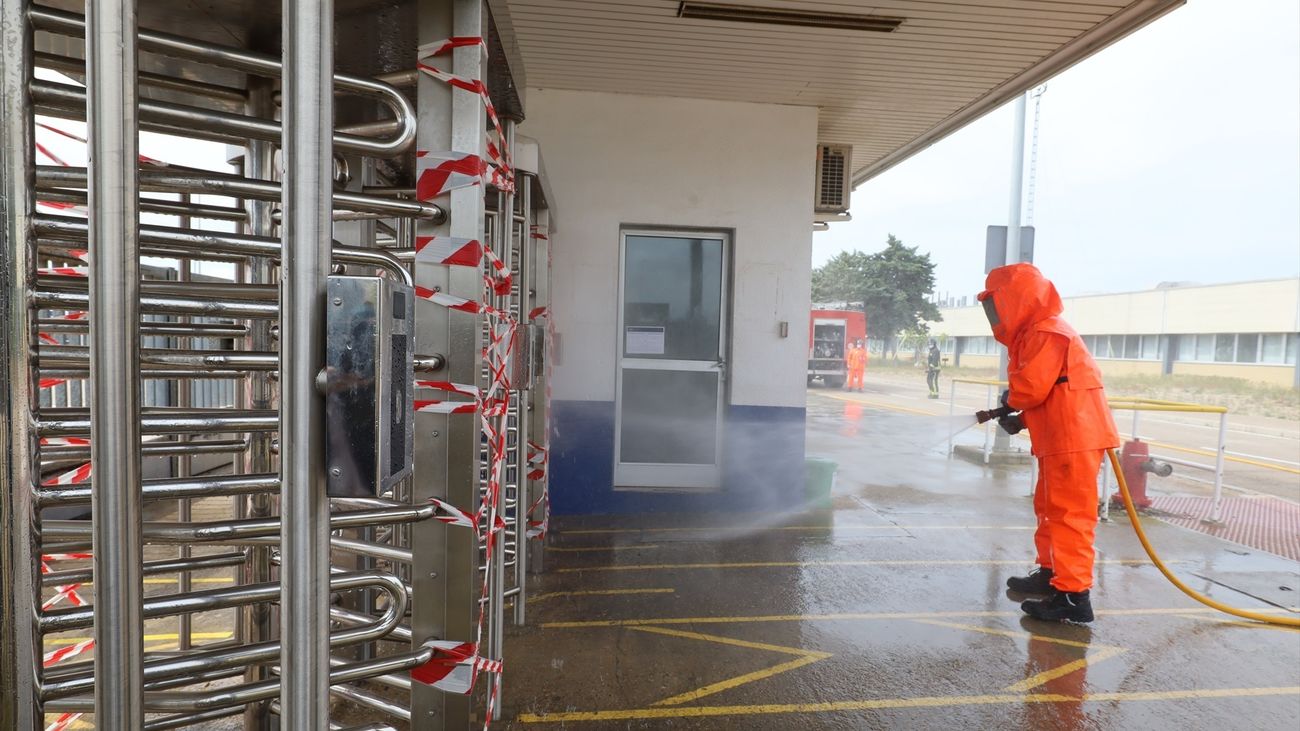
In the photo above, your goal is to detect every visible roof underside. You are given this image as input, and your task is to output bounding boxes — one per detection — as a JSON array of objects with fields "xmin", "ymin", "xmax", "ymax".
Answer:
[{"xmin": 493, "ymin": 0, "xmax": 1183, "ymax": 184}]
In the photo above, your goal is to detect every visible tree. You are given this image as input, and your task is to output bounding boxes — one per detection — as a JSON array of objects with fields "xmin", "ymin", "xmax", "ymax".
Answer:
[{"xmin": 812, "ymin": 235, "xmax": 942, "ymax": 360}]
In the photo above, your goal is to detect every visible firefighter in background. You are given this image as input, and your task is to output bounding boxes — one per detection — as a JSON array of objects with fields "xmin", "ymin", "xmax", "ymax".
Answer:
[
  {"xmin": 925, "ymin": 340, "xmax": 941, "ymax": 399},
  {"xmin": 846, "ymin": 339, "xmax": 867, "ymax": 392},
  {"xmin": 979, "ymin": 263, "xmax": 1119, "ymax": 623}
]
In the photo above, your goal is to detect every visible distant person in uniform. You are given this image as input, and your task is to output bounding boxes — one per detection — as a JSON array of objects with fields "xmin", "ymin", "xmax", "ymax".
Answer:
[
  {"xmin": 979, "ymin": 263, "xmax": 1119, "ymax": 624},
  {"xmin": 926, "ymin": 340, "xmax": 941, "ymax": 399},
  {"xmin": 846, "ymin": 339, "xmax": 867, "ymax": 392}
]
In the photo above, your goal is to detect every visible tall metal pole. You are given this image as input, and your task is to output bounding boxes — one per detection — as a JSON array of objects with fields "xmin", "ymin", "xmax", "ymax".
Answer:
[
  {"xmin": 1004, "ymin": 92, "xmax": 1028, "ymax": 272},
  {"xmin": 994, "ymin": 92, "xmax": 1029, "ymax": 453},
  {"xmin": 244, "ymin": 78, "xmax": 279, "ymax": 731},
  {"xmin": 280, "ymin": 0, "xmax": 333, "ymax": 727},
  {"xmin": 0, "ymin": 0, "xmax": 41, "ymax": 725},
  {"xmin": 87, "ymin": 0, "xmax": 145, "ymax": 725}
]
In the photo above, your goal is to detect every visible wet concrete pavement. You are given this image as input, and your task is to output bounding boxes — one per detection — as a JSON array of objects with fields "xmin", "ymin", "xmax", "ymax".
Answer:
[{"xmin": 502, "ymin": 395, "xmax": 1300, "ymax": 729}]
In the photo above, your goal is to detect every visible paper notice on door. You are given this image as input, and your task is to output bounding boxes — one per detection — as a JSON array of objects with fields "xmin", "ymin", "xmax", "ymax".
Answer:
[{"xmin": 625, "ymin": 326, "xmax": 665, "ymax": 355}]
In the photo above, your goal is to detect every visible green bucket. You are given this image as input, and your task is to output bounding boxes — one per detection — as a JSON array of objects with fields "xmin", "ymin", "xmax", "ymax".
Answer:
[{"xmin": 804, "ymin": 457, "xmax": 837, "ymax": 510}]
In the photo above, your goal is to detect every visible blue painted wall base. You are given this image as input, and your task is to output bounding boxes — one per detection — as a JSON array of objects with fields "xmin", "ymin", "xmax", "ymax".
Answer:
[{"xmin": 548, "ymin": 400, "xmax": 806, "ymax": 515}]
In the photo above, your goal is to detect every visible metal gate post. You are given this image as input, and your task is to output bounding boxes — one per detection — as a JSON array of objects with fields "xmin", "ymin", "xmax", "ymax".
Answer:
[
  {"xmin": 412, "ymin": 0, "xmax": 486, "ymax": 727},
  {"xmin": 243, "ymin": 77, "xmax": 279, "ymax": 731},
  {"xmin": 280, "ymin": 0, "xmax": 334, "ymax": 726},
  {"xmin": 527, "ymin": 204, "xmax": 551, "ymax": 576},
  {"xmin": 0, "ymin": 0, "xmax": 41, "ymax": 725},
  {"xmin": 513, "ymin": 151, "xmax": 531, "ymax": 627},
  {"xmin": 87, "ymin": 0, "xmax": 146, "ymax": 724}
]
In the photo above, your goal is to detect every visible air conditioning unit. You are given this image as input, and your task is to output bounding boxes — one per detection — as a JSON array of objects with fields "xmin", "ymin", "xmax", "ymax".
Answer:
[{"xmin": 814, "ymin": 143, "xmax": 852, "ymax": 215}]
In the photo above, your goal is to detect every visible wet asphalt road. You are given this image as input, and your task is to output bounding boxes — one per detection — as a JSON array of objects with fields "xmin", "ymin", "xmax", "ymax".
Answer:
[{"xmin": 501, "ymin": 396, "xmax": 1300, "ymax": 729}]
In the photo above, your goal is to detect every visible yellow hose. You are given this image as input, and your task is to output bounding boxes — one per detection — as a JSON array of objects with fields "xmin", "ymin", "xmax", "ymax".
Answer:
[{"xmin": 1107, "ymin": 448, "xmax": 1300, "ymax": 627}]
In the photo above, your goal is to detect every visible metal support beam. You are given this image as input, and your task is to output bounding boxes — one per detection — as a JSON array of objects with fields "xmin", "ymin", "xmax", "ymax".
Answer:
[
  {"xmin": 0, "ymin": 0, "xmax": 40, "ymax": 725},
  {"xmin": 87, "ymin": 0, "xmax": 146, "ymax": 724},
  {"xmin": 280, "ymin": 0, "xmax": 333, "ymax": 726},
  {"xmin": 412, "ymin": 0, "xmax": 486, "ymax": 727}
]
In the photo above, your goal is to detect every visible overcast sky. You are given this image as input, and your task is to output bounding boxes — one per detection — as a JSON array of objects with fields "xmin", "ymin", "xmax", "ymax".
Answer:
[{"xmin": 812, "ymin": 0, "xmax": 1300, "ymax": 302}]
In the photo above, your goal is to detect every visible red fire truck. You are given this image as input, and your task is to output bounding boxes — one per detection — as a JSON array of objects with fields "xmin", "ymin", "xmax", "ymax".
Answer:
[{"xmin": 808, "ymin": 308, "xmax": 867, "ymax": 388}]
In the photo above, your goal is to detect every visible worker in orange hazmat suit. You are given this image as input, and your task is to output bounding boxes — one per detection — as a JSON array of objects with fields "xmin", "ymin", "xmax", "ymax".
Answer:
[
  {"xmin": 846, "ymin": 339, "xmax": 867, "ymax": 392},
  {"xmin": 978, "ymin": 263, "xmax": 1119, "ymax": 623}
]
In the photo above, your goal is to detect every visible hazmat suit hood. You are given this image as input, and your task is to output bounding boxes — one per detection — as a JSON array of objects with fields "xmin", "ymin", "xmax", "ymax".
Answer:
[{"xmin": 978, "ymin": 263, "xmax": 1063, "ymax": 347}]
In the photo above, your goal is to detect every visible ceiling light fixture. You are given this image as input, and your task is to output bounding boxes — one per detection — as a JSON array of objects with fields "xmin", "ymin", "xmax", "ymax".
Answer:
[{"xmin": 677, "ymin": 2, "xmax": 904, "ymax": 32}]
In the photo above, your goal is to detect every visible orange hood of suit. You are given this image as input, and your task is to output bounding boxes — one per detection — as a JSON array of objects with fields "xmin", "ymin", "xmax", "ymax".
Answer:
[{"xmin": 979, "ymin": 264, "xmax": 1119, "ymax": 456}]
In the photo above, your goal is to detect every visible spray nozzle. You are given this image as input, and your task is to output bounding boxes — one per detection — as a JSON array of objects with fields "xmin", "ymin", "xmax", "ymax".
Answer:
[{"xmin": 975, "ymin": 405, "xmax": 1015, "ymax": 425}]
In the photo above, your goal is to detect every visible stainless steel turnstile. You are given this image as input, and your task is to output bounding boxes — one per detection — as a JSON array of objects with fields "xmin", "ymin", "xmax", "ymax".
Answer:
[{"xmin": 0, "ymin": 1, "xmax": 549, "ymax": 728}]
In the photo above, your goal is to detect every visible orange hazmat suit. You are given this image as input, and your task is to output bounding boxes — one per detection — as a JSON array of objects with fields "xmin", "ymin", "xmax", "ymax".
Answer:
[
  {"xmin": 979, "ymin": 263, "xmax": 1119, "ymax": 593},
  {"xmin": 846, "ymin": 345, "xmax": 867, "ymax": 389}
]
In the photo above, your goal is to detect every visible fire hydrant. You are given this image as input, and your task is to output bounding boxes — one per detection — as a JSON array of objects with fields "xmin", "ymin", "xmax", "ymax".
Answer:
[{"xmin": 1110, "ymin": 438, "xmax": 1173, "ymax": 510}]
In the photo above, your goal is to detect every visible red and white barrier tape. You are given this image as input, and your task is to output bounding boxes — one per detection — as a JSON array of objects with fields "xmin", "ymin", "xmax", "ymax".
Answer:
[
  {"xmin": 482, "ymin": 246, "xmax": 512, "ymax": 297},
  {"xmin": 40, "ymin": 437, "xmax": 91, "ymax": 448},
  {"xmin": 36, "ymin": 266, "xmax": 88, "ymax": 278},
  {"xmin": 41, "ymin": 461, "xmax": 92, "ymax": 487},
  {"xmin": 39, "ymin": 561, "xmax": 87, "ymax": 611},
  {"xmin": 42, "ymin": 637, "xmax": 94, "ymax": 667},
  {"xmin": 415, "ymin": 150, "xmax": 486, "ymax": 200},
  {"xmin": 416, "ymin": 35, "xmax": 513, "ymax": 194},
  {"xmin": 44, "ymin": 712, "xmax": 83, "ymax": 731},
  {"xmin": 42, "ymin": 552, "xmax": 93, "ymax": 561},
  {"xmin": 415, "ymin": 234, "xmax": 483, "ymax": 267},
  {"xmin": 526, "ymin": 440, "xmax": 548, "ymax": 539}
]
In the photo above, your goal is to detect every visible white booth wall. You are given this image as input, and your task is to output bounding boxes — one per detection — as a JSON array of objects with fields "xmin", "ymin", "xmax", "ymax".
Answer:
[{"xmin": 520, "ymin": 88, "xmax": 817, "ymax": 513}]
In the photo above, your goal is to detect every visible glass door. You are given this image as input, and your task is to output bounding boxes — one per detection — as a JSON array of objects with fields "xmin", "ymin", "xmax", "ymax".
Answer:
[{"xmin": 615, "ymin": 231, "xmax": 728, "ymax": 490}]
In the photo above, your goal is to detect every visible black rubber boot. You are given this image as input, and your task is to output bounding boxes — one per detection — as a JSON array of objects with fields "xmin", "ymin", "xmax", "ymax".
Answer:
[
  {"xmin": 1021, "ymin": 589, "xmax": 1094, "ymax": 624},
  {"xmin": 1006, "ymin": 567, "xmax": 1054, "ymax": 594}
]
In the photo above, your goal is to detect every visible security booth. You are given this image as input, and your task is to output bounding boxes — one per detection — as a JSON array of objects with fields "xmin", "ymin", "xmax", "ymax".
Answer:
[
  {"xmin": 0, "ymin": 0, "xmax": 1186, "ymax": 729},
  {"xmin": 521, "ymin": 90, "xmax": 816, "ymax": 512}
]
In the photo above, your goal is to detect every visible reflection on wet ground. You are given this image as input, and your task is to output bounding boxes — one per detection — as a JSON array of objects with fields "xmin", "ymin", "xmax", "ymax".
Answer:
[{"xmin": 502, "ymin": 398, "xmax": 1300, "ymax": 729}]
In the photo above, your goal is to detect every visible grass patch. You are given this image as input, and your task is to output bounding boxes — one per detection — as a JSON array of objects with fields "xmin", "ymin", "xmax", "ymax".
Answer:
[{"xmin": 1102, "ymin": 373, "xmax": 1298, "ymax": 421}]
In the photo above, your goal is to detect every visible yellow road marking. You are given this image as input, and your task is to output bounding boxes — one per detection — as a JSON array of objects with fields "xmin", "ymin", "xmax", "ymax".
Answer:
[
  {"xmin": 46, "ymin": 631, "xmax": 233, "ymax": 646},
  {"xmin": 542, "ymin": 606, "xmax": 1294, "ymax": 629},
  {"xmin": 561, "ymin": 525, "xmax": 1035, "ymax": 535},
  {"xmin": 516, "ymin": 686, "xmax": 1300, "ymax": 723},
  {"xmin": 1004, "ymin": 646, "xmax": 1128, "ymax": 693},
  {"xmin": 656, "ymin": 654, "xmax": 826, "ymax": 707},
  {"xmin": 629, "ymin": 625, "xmax": 822, "ymax": 658},
  {"xmin": 815, "ymin": 391, "xmax": 940, "ymax": 416},
  {"xmin": 548, "ymin": 544, "xmax": 661, "ymax": 553},
  {"xmin": 530, "ymin": 588, "xmax": 675, "ymax": 602},
  {"xmin": 908, "ymin": 619, "xmax": 1096, "ymax": 649},
  {"xmin": 627, "ymin": 626, "xmax": 831, "ymax": 707},
  {"xmin": 556, "ymin": 559, "xmax": 1154, "ymax": 574},
  {"xmin": 907, "ymin": 619, "xmax": 1129, "ymax": 692}
]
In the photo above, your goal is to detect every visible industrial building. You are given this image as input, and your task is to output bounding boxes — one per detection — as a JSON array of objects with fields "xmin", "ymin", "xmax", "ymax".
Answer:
[
  {"xmin": 936, "ymin": 278, "xmax": 1300, "ymax": 387},
  {"xmin": 10, "ymin": 2, "xmax": 1297, "ymax": 731}
]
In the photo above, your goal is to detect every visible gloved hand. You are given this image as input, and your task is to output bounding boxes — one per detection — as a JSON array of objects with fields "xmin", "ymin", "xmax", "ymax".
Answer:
[
  {"xmin": 999, "ymin": 389, "xmax": 1011, "ymax": 408},
  {"xmin": 998, "ymin": 412, "xmax": 1024, "ymax": 435}
]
